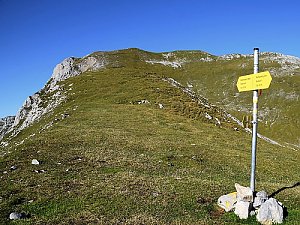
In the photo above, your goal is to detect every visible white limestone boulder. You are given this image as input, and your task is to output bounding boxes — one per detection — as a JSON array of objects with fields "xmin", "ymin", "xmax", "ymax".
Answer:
[
  {"xmin": 256, "ymin": 198, "xmax": 284, "ymax": 224},
  {"xmin": 217, "ymin": 192, "xmax": 237, "ymax": 212}
]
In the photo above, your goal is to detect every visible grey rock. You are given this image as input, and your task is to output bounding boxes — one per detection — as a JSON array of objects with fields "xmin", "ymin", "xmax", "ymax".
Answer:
[
  {"xmin": 253, "ymin": 190, "xmax": 268, "ymax": 209},
  {"xmin": 256, "ymin": 198, "xmax": 284, "ymax": 224},
  {"xmin": 9, "ymin": 212, "xmax": 22, "ymax": 220},
  {"xmin": 34, "ymin": 169, "xmax": 46, "ymax": 173},
  {"xmin": 0, "ymin": 116, "xmax": 15, "ymax": 140},
  {"xmin": 152, "ymin": 192, "xmax": 159, "ymax": 197},
  {"xmin": 10, "ymin": 165, "xmax": 17, "ymax": 170},
  {"xmin": 31, "ymin": 159, "xmax": 40, "ymax": 165},
  {"xmin": 234, "ymin": 201, "xmax": 251, "ymax": 219},
  {"xmin": 50, "ymin": 55, "xmax": 107, "ymax": 91}
]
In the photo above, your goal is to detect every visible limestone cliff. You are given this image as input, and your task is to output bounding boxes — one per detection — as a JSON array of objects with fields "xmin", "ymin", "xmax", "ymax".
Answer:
[
  {"xmin": 1, "ymin": 53, "xmax": 108, "ymax": 140},
  {"xmin": 0, "ymin": 116, "xmax": 15, "ymax": 140}
]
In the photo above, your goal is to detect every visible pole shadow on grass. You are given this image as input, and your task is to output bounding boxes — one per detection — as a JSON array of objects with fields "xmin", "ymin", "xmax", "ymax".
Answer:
[
  {"xmin": 269, "ymin": 182, "xmax": 300, "ymax": 198},
  {"xmin": 269, "ymin": 181, "xmax": 300, "ymax": 220}
]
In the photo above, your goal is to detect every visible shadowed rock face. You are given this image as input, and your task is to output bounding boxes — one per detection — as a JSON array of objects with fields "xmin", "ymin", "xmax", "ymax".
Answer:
[{"xmin": 0, "ymin": 116, "xmax": 15, "ymax": 139}]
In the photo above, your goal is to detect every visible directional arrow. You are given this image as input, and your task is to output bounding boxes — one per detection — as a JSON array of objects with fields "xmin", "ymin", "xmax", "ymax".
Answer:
[{"xmin": 237, "ymin": 71, "xmax": 272, "ymax": 92}]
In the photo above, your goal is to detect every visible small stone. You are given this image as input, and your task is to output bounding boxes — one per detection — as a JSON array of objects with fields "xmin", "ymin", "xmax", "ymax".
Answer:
[
  {"xmin": 152, "ymin": 192, "xmax": 159, "ymax": 197},
  {"xmin": 234, "ymin": 201, "xmax": 250, "ymax": 219},
  {"xmin": 217, "ymin": 192, "xmax": 237, "ymax": 212},
  {"xmin": 158, "ymin": 103, "xmax": 164, "ymax": 109},
  {"xmin": 256, "ymin": 198, "xmax": 284, "ymax": 224},
  {"xmin": 34, "ymin": 169, "xmax": 46, "ymax": 173},
  {"xmin": 250, "ymin": 210, "xmax": 257, "ymax": 216},
  {"xmin": 9, "ymin": 212, "xmax": 22, "ymax": 220},
  {"xmin": 10, "ymin": 165, "xmax": 17, "ymax": 170},
  {"xmin": 253, "ymin": 190, "xmax": 268, "ymax": 209},
  {"xmin": 31, "ymin": 159, "xmax": 40, "ymax": 165}
]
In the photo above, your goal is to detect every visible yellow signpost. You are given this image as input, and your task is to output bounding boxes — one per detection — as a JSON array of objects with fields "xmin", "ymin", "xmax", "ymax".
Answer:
[
  {"xmin": 237, "ymin": 71, "xmax": 272, "ymax": 92},
  {"xmin": 236, "ymin": 48, "xmax": 272, "ymax": 193}
]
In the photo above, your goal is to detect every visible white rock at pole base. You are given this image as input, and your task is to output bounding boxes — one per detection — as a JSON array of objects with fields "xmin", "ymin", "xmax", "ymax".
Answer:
[
  {"xmin": 253, "ymin": 190, "xmax": 268, "ymax": 209},
  {"xmin": 234, "ymin": 201, "xmax": 250, "ymax": 219},
  {"xmin": 235, "ymin": 183, "xmax": 253, "ymax": 202},
  {"xmin": 217, "ymin": 192, "xmax": 237, "ymax": 212},
  {"xmin": 256, "ymin": 198, "xmax": 284, "ymax": 224}
]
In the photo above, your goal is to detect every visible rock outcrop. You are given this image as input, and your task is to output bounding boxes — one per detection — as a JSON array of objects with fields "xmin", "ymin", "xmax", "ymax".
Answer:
[
  {"xmin": 1, "ymin": 53, "xmax": 108, "ymax": 141},
  {"xmin": 0, "ymin": 116, "xmax": 15, "ymax": 139},
  {"xmin": 49, "ymin": 54, "xmax": 107, "ymax": 91}
]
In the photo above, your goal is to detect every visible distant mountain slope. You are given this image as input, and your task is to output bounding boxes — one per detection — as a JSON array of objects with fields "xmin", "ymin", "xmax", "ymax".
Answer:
[
  {"xmin": 1, "ymin": 48, "xmax": 299, "ymax": 149},
  {"xmin": 1, "ymin": 48, "xmax": 240, "ymax": 147},
  {"xmin": 0, "ymin": 48, "xmax": 299, "ymax": 224}
]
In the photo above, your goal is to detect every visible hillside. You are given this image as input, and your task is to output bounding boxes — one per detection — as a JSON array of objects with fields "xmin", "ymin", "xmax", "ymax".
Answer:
[
  {"xmin": 164, "ymin": 51, "xmax": 300, "ymax": 149},
  {"xmin": 0, "ymin": 48, "xmax": 299, "ymax": 224}
]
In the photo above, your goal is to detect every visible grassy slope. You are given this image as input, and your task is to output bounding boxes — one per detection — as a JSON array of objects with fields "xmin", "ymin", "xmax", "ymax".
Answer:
[
  {"xmin": 169, "ymin": 55, "xmax": 299, "ymax": 148},
  {"xmin": 0, "ymin": 50, "xmax": 299, "ymax": 224}
]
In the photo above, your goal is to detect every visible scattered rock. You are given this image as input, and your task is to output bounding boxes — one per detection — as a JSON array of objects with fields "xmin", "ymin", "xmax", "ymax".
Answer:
[
  {"xmin": 152, "ymin": 192, "xmax": 159, "ymax": 197},
  {"xmin": 217, "ymin": 192, "xmax": 237, "ymax": 212},
  {"xmin": 31, "ymin": 159, "xmax": 40, "ymax": 165},
  {"xmin": 34, "ymin": 169, "xmax": 46, "ymax": 173},
  {"xmin": 158, "ymin": 103, "xmax": 164, "ymax": 109},
  {"xmin": 234, "ymin": 201, "xmax": 251, "ymax": 219},
  {"xmin": 253, "ymin": 190, "xmax": 268, "ymax": 209},
  {"xmin": 9, "ymin": 212, "xmax": 25, "ymax": 220},
  {"xmin": 10, "ymin": 165, "xmax": 17, "ymax": 170},
  {"xmin": 137, "ymin": 100, "xmax": 150, "ymax": 104},
  {"xmin": 257, "ymin": 198, "xmax": 284, "ymax": 224},
  {"xmin": 235, "ymin": 183, "xmax": 253, "ymax": 202},
  {"xmin": 205, "ymin": 113, "xmax": 212, "ymax": 120}
]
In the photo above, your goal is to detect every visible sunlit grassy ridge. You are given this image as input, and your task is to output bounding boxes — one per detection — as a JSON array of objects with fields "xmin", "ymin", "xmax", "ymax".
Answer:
[
  {"xmin": 169, "ymin": 53, "xmax": 299, "ymax": 148},
  {"xmin": 0, "ymin": 49, "xmax": 299, "ymax": 224}
]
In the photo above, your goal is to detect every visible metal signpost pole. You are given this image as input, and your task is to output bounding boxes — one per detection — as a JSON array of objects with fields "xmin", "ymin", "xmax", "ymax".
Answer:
[{"xmin": 250, "ymin": 48, "xmax": 259, "ymax": 192}]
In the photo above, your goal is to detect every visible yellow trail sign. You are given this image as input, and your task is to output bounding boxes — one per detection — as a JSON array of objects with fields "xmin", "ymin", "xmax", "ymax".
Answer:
[{"xmin": 237, "ymin": 71, "xmax": 272, "ymax": 92}]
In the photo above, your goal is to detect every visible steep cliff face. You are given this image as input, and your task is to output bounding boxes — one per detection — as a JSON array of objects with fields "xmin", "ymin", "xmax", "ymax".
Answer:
[
  {"xmin": 1, "ymin": 53, "xmax": 108, "ymax": 140},
  {"xmin": 0, "ymin": 116, "xmax": 15, "ymax": 140},
  {"xmin": 49, "ymin": 54, "xmax": 107, "ymax": 91}
]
